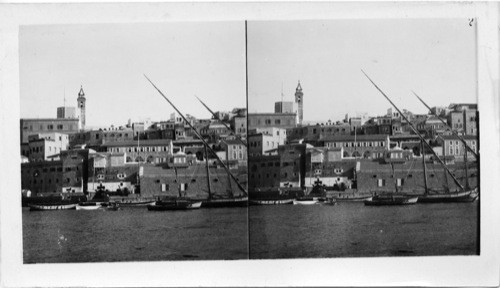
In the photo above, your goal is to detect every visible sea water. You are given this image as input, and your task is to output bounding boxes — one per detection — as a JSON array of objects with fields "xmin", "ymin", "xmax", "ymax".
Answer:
[{"xmin": 23, "ymin": 202, "xmax": 478, "ymax": 263}]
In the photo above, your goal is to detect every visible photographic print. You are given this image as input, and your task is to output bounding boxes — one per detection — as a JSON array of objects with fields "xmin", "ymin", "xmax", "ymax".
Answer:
[
  {"xmin": 247, "ymin": 19, "xmax": 479, "ymax": 259},
  {"xmin": 2, "ymin": 2, "xmax": 499, "ymax": 287},
  {"xmin": 20, "ymin": 22, "xmax": 249, "ymax": 263}
]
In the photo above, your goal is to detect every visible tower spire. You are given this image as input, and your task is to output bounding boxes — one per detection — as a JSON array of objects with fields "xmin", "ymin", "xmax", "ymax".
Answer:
[
  {"xmin": 295, "ymin": 80, "xmax": 303, "ymax": 126},
  {"xmin": 77, "ymin": 85, "xmax": 86, "ymax": 131}
]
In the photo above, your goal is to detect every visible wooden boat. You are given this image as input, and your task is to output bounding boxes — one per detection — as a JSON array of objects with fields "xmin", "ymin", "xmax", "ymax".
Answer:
[
  {"xmin": 201, "ymin": 196, "xmax": 248, "ymax": 208},
  {"xmin": 249, "ymin": 198, "xmax": 294, "ymax": 205},
  {"xmin": 364, "ymin": 194, "xmax": 418, "ymax": 206},
  {"xmin": 332, "ymin": 193, "xmax": 373, "ymax": 202},
  {"xmin": 28, "ymin": 203, "xmax": 77, "ymax": 211},
  {"xmin": 147, "ymin": 200, "xmax": 202, "ymax": 211},
  {"xmin": 418, "ymin": 188, "xmax": 478, "ymax": 203},
  {"xmin": 76, "ymin": 202, "xmax": 105, "ymax": 210},
  {"xmin": 293, "ymin": 198, "xmax": 320, "ymax": 205},
  {"xmin": 322, "ymin": 197, "xmax": 337, "ymax": 205},
  {"xmin": 417, "ymin": 138, "xmax": 479, "ymax": 203},
  {"xmin": 111, "ymin": 197, "xmax": 156, "ymax": 207}
]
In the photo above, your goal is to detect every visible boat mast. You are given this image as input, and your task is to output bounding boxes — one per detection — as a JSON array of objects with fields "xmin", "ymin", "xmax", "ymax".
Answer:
[
  {"xmin": 204, "ymin": 144, "xmax": 212, "ymax": 200},
  {"xmin": 144, "ymin": 75, "xmax": 248, "ymax": 196},
  {"xmin": 195, "ymin": 96, "xmax": 247, "ymax": 148},
  {"xmin": 391, "ymin": 163, "xmax": 398, "ymax": 193},
  {"xmin": 421, "ymin": 140, "xmax": 428, "ymax": 195},
  {"xmin": 413, "ymin": 91, "xmax": 478, "ymax": 159},
  {"xmin": 464, "ymin": 142, "xmax": 470, "ymax": 190},
  {"xmin": 361, "ymin": 70, "xmax": 465, "ymax": 192}
]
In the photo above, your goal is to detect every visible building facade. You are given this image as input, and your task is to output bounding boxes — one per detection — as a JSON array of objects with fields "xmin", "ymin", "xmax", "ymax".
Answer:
[{"xmin": 20, "ymin": 118, "xmax": 79, "ymax": 144}]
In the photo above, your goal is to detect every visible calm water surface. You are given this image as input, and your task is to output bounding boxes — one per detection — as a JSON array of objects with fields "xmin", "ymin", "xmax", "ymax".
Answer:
[
  {"xmin": 23, "ymin": 202, "xmax": 478, "ymax": 263},
  {"xmin": 249, "ymin": 202, "xmax": 479, "ymax": 259},
  {"xmin": 23, "ymin": 207, "xmax": 249, "ymax": 263}
]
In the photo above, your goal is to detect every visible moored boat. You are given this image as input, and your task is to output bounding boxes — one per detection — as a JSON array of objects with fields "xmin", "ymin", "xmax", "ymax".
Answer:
[
  {"xmin": 201, "ymin": 196, "xmax": 248, "ymax": 208},
  {"xmin": 364, "ymin": 194, "xmax": 418, "ymax": 206},
  {"xmin": 249, "ymin": 198, "xmax": 294, "ymax": 205},
  {"xmin": 293, "ymin": 198, "xmax": 320, "ymax": 205},
  {"xmin": 418, "ymin": 188, "xmax": 478, "ymax": 203},
  {"xmin": 147, "ymin": 199, "xmax": 202, "ymax": 211},
  {"xmin": 331, "ymin": 193, "xmax": 373, "ymax": 202},
  {"xmin": 28, "ymin": 203, "xmax": 77, "ymax": 211},
  {"xmin": 76, "ymin": 202, "xmax": 105, "ymax": 210}
]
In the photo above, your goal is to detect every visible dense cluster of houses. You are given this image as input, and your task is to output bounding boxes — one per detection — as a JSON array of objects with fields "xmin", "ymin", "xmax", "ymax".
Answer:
[
  {"xmin": 247, "ymin": 83, "xmax": 478, "ymax": 195},
  {"xmin": 20, "ymin": 86, "xmax": 247, "ymax": 198}
]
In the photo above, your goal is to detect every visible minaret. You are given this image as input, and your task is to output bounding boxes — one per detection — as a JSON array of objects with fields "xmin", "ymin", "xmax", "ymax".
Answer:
[
  {"xmin": 77, "ymin": 85, "xmax": 86, "ymax": 131},
  {"xmin": 294, "ymin": 81, "xmax": 303, "ymax": 126}
]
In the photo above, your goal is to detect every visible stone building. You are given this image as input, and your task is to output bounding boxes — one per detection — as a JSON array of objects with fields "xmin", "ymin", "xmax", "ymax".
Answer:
[
  {"xmin": 220, "ymin": 139, "xmax": 247, "ymax": 164},
  {"xmin": 20, "ymin": 118, "xmax": 79, "ymax": 144},
  {"xmin": 100, "ymin": 139, "xmax": 173, "ymax": 164},
  {"xmin": 437, "ymin": 135, "xmax": 478, "ymax": 162},
  {"xmin": 248, "ymin": 113, "xmax": 297, "ymax": 130},
  {"xmin": 248, "ymin": 127, "xmax": 286, "ymax": 156},
  {"xmin": 321, "ymin": 134, "xmax": 390, "ymax": 159},
  {"xmin": 21, "ymin": 132, "xmax": 70, "ymax": 162},
  {"xmin": 21, "ymin": 149, "xmax": 90, "ymax": 195},
  {"xmin": 356, "ymin": 160, "xmax": 478, "ymax": 194}
]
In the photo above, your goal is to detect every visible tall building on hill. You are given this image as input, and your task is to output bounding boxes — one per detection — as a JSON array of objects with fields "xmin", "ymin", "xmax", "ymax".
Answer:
[
  {"xmin": 77, "ymin": 86, "xmax": 86, "ymax": 131},
  {"xmin": 294, "ymin": 81, "xmax": 303, "ymax": 126}
]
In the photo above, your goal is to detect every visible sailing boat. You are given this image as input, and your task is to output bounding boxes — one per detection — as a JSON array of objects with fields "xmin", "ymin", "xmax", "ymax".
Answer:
[
  {"xmin": 418, "ymin": 140, "xmax": 478, "ymax": 203},
  {"xmin": 144, "ymin": 75, "xmax": 248, "ymax": 208},
  {"xmin": 361, "ymin": 70, "xmax": 478, "ymax": 204},
  {"xmin": 411, "ymin": 93, "xmax": 478, "ymax": 203}
]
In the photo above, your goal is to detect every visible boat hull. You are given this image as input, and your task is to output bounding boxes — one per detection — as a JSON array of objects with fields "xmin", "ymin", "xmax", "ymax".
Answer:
[
  {"xmin": 28, "ymin": 204, "xmax": 77, "ymax": 211},
  {"xmin": 418, "ymin": 189, "xmax": 478, "ymax": 203},
  {"xmin": 147, "ymin": 200, "xmax": 202, "ymax": 211},
  {"xmin": 332, "ymin": 194, "xmax": 373, "ymax": 202},
  {"xmin": 364, "ymin": 195, "xmax": 419, "ymax": 206},
  {"xmin": 293, "ymin": 199, "xmax": 319, "ymax": 205},
  {"xmin": 201, "ymin": 197, "xmax": 248, "ymax": 208},
  {"xmin": 76, "ymin": 204, "xmax": 104, "ymax": 210},
  {"xmin": 249, "ymin": 199, "xmax": 294, "ymax": 205}
]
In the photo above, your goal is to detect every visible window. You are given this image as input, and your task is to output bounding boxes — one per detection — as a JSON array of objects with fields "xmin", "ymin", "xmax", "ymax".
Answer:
[
  {"xmin": 397, "ymin": 178, "xmax": 404, "ymax": 187},
  {"xmin": 57, "ymin": 124, "xmax": 63, "ymax": 130},
  {"xmin": 377, "ymin": 179, "xmax": 385, "ymax": 187}
]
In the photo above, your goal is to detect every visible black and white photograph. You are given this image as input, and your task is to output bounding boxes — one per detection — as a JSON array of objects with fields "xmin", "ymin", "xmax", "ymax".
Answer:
[
  {"xmin": 19, "ymin": 22, "xmax": 249, "ymax": 263},
  {"xmin": 247, "ymin": 19, "xmax": 479, "ymax": 259},
  {"xmin": 1, "ymin": 2, "xmax": 499, "ymax": 287}
]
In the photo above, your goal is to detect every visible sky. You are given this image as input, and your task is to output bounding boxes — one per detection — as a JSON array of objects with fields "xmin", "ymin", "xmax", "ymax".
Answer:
[
  {"xmin": 20, "ymin": 22, "xmax": 246, "ymax": 128},
  {"xmin": 247, "ymin": 19, "xmax": 477, "ymax": 122},
  {"xmin": 20, "ymin": 20, "xmax": 477, "ymax": 127}
]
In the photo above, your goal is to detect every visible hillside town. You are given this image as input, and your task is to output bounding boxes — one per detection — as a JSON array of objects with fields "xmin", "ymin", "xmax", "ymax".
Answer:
[
  {"xmin": 20, "ymin": 86, "xmax": 248, "ymax": 205},
  {"xmin": 20, "ymin": 82, "xmax": 478, "ymax": 205},
  {"xmin": 247, "ymin": 82, "xmax": 478, "ymax": 201}
]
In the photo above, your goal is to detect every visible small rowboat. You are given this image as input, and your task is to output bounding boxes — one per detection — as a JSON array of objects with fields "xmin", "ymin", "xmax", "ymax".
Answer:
[
  {"xmin": 293, "ymin": 198, "xmax": 319, "ymax": 205},
  {"xmin": 76, "ymin": 203, "xmax": 105, "ymax": 210}
]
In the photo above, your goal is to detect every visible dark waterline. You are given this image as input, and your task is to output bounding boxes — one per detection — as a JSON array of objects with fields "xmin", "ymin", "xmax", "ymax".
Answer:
[{"xmin": 23, "ymin": 202, "xmax": 478, "ymax": 263}]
